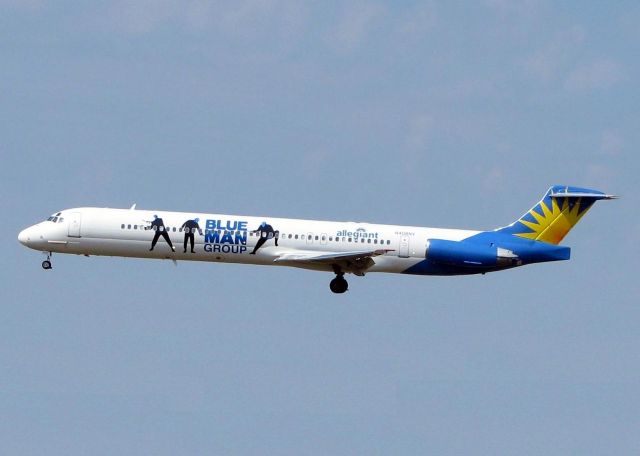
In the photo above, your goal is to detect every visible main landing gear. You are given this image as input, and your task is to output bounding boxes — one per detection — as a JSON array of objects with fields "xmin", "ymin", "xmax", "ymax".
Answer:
[
  {"xmin": 42, "ymin": 252, "xmax": 52, "ymax": 270},
  {"xmin": 330, "ymin": 266, "xmax": 348, "ymax": 294}
]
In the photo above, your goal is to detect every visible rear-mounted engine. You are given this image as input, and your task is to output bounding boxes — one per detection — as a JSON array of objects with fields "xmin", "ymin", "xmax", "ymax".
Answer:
[{"xmin": 426, "ymin": 239, "xmax": 520, "ymax": 268}]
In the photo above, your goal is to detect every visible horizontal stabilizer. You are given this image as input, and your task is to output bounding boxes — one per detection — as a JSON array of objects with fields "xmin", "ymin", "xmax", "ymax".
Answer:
[{"xmin": 549, "ymin": 188, "xmax": 618, "ymax": 200}]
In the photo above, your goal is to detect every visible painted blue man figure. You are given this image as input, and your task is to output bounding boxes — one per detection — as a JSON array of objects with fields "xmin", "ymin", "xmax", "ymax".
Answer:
[
  {"xmin": 148, "ymin": 215, "xmax": 175, "ymax": 252},
  {"xmin": 181, "ymin": 218, "xmax": 203, "ymax": 253},
  {"xmin": 250, "ymin": 221, "xmax": 279, "ymax": 254}
]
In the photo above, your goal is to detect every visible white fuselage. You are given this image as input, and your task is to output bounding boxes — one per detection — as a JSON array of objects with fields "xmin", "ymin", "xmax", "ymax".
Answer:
[{"xmin": 18, "ymin": 207, "xmax": 479, "ymax": 274}]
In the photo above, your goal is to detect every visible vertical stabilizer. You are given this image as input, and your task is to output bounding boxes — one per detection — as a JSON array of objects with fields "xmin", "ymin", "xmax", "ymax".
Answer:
[{"xmin": 496, "ymin": 185, "xmax": 617, "ymax": 245}]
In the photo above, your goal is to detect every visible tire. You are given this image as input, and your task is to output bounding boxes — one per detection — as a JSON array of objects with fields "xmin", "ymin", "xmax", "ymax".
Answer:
[
  {"xmin": 329, "ymin": 277, "xmax": 348, "ymax": 294},
  {"xmin": 42, "ymin": 260, "xmax": 52, "ymax": 270}
]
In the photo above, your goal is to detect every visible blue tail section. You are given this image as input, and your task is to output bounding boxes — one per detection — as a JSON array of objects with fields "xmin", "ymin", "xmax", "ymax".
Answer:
[
  {"xmin": 496, "ymin": 185, "xmax": 617, "ymax": 245},
  {"xmin": 403, "ymin": 185, "xmax": 616, "ymax": 276}
]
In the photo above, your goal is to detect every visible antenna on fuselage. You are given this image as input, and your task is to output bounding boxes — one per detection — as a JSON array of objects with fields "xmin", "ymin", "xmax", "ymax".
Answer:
[{"xmin": 129, "ymin": 203, "xmax": 136, "ymax": 210}]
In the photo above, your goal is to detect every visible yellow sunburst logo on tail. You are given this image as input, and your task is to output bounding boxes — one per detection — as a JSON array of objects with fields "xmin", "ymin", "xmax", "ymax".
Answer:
[{"xmin": 515, "ymin": 197, "xmax": 591, "ymax": 245}]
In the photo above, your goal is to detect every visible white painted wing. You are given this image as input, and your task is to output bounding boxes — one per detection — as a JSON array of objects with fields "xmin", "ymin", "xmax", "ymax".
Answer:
[{"xmin": 274, "ymin": 249, "xmax": 393, "ymax": 275}]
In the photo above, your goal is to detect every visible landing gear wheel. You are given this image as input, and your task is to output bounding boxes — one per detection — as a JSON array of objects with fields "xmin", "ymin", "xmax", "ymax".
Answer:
[
  {"xmin": 42, "ymin": 260, "xmax": 52, "ymax": 270},
  {"xmin": 330, "ymin": 276, "xmax": 348, "ymax": 294}
]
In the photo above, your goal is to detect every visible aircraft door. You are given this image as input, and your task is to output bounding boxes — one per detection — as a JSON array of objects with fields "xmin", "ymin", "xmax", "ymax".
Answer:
[
  {"xmin": 68, "ymin": 212, "xmax": 82, "ymax": 238},
  {"xmin": 399, "ymin": 236, "xmax": 410, "ymax": 258}
]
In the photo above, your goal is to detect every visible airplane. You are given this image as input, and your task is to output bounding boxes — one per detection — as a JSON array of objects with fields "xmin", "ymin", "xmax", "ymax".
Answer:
[{"xmin": 18, "ymin": 185, "xmax": 616, "ymax": 293}]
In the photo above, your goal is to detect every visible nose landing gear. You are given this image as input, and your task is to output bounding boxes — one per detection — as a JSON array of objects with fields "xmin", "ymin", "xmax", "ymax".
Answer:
[
  {"xmin": 42, "ymin": 253, "xmax": 52, "ymax": 270},
  {"xmin": 330, "ymin": 266, "xmax": 348, "ymax": 294}
]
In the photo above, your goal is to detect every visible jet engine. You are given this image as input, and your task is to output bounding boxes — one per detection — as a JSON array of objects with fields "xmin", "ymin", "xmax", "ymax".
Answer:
[{"xmin": 425, "ymin": 239, "xmax": 520, "ymax": 268}]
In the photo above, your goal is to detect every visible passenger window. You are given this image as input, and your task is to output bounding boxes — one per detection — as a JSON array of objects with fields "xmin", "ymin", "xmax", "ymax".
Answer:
[
  {"xmin": 361, "ymin": 238, "xmax": 365, "ymax": 243},
  {"xmin": 367, "ymin": 239, "xmax": 371, "ymax": 243},
  {"xmin": 288, "ymin": 234, "xmax": 292, "ymax": 239},
  {"xmin": 295, "ymin": 234, "xmax": 299, "ymax": 239},
  {"xmin": 121, "ymin": 224, "xmax": 125, "ymax": 229},
  {"xmin": 134, "ymin": 225, "xmax": 138, "ymax": 229},
  {"xmin": 374, "ymin": 239, "xmax": 378, "ymax": 244},
  {"xmin": 348, "ymin": 238, "xmax": 352, "ymax": 242},
  {"xmin": 127, "ymin": 224, "xmax": 132, "ymax": 229},
  {"xmin": 387, "ymin": 240, "xmax": 391, "ymax": 245}
]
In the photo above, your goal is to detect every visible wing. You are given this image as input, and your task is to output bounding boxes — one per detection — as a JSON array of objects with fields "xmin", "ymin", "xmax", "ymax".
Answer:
[{"xmin": 273, "ymin": 249, "xmax": 393, "ymax": 276}]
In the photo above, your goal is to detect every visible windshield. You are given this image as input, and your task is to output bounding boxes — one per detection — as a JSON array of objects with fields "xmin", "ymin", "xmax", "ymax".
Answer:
[{"xmin": 46, "ymin": 212, "xmax": 64, "ymax": 223}]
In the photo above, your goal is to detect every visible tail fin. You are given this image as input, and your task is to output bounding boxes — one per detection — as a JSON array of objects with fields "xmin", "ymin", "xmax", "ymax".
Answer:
[{"xmin": 497, "ymin": 185, "xmax": 617, "ymax": 245}]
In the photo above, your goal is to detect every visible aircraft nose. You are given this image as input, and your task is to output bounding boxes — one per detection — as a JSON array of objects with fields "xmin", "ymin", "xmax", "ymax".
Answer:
[{"xmin": 18, "ymin": 227, "xmax": 33, "ymax": 246}]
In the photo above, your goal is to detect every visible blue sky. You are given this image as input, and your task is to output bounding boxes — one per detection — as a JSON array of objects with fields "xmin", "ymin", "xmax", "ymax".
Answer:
[{"xmin": 2, "ymin": 1, "xmax": 639, "ymax": 454}]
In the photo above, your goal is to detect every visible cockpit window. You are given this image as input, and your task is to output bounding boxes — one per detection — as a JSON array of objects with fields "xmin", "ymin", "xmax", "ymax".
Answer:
[{"xmin": 46, "ymin": 213, "xmax": 64, "ymax": 223}]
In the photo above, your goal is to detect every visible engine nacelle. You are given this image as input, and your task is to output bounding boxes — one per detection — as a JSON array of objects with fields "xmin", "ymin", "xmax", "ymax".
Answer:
[{"xmin": 426, "ymin": 239, "xmax": 519, "ymax": 268}]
